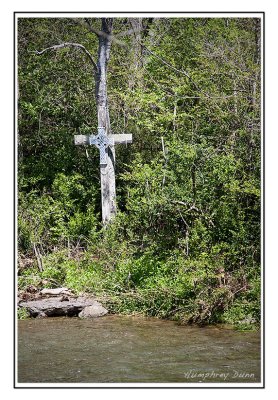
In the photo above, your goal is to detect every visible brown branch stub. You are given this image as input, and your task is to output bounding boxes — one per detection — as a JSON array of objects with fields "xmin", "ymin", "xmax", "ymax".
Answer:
[{"xmin": 35, "ymin": 42, "xmax": 97, "ymax": 72}]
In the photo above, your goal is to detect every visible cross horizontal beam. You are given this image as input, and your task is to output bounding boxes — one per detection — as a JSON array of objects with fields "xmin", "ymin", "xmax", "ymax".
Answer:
[{"xmin": 74, "ymin": 134, "xmax": 132, "ymax": 146}]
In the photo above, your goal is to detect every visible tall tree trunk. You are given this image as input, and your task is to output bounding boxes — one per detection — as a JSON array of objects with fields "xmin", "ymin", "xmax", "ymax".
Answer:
[{"xmin": 95, "ymin": 18, "xmax": 116, "ymax": 223}]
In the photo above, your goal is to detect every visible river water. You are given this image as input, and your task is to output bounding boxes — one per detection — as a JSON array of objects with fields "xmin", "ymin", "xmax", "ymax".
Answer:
[{"xmin": 17, "ymin": 315, "xmax": 260, "ymax": 384}]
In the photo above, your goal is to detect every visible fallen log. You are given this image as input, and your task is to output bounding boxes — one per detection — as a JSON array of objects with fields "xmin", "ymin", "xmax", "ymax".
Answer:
[{"xmin": 40, "ymin": 287, "xmax": 72, "ymax": 296}]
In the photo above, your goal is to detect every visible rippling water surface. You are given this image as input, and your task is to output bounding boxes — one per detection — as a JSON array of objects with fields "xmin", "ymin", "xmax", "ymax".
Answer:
[{"xmin": 18, "ymin": 315, "xmax": 260, "ymax": 383}]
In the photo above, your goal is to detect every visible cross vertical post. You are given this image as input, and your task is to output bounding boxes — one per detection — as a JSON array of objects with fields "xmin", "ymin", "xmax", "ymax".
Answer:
[
  {"xmin": 98, "ymin": 104, "xmax": 116, "ymax": 224},
  {"xmin": 74, "ymin": 127, "xmax": 132, "ymax": 224}
]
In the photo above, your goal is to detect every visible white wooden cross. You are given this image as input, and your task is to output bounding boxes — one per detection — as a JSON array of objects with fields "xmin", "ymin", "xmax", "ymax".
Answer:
[{"xmin": 74, "ymin": 127, "xmax": 132, "ymax": 223}]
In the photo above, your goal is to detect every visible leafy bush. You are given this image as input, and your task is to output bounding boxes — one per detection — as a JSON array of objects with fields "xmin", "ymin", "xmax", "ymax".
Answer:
[{"xmin": 17, "ymin": 17, "xmax": 261, "ymax": 327}]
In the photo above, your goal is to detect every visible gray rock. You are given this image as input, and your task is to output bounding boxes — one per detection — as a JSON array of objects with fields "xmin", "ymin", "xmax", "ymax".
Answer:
[
  {"xmin": 78, "ymin": 302, "xmax": 108, "ymax": 318},
  {"xmin": 19, "ymin": 296, "xmax": 99, "ymax": 318},
  {"xmin": 239, "ymin": 316, "xmax": 257, "ymax": 325},
  {"xmin": 36, "ymin": 311, "xmax": 47, "ymax": 318}
]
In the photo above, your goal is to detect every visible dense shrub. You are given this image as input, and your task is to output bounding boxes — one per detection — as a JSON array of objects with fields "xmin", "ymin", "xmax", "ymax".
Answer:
[{"xmin": 17, "ymin": 17, "xmax": 261, "ymax": 327}]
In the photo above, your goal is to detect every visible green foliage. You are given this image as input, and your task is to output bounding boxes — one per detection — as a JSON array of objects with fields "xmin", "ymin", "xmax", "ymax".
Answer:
[
  {"xmin": 18, "ymin": 268, "xmax": 41, "ymax": 291},
  {"xmin": 17, "ymin": 307, "xmax": 30, "ymax": 320},
  {"xmin": 18, "ymin": 173, "xmax": 99, "ymax": 254},
  {"xmin": 17, "ymin": 17, "xmax": 261, "ymax": 326}
]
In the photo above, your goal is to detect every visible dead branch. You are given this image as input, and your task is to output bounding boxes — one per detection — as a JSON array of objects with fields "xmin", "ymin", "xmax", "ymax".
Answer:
[
  {"xmin": 35, "ymin": 42, "xmax": 97, "ymax": 72},
  {"xmin": 177, "ymin": 207, "xmax": 189, "ymax": 229},
  {"xmin": 172, "ymin": 201, "xmax": 215, "ymax": 227},
  {"xmin": 71, "ymin": 18, "xmax": 126, "ymax": 47},
  {"xmin": 139, "ymin": 42, "xmax": 205, "ymax": 94},
  {"xmin": 33, "ymin": 242, "xmax": 43, "ymax": 272}
]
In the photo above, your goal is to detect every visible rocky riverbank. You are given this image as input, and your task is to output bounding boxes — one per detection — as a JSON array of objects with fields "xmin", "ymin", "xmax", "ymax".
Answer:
[{"xmin": 17, "ymin": 287, "xmax": 108, "ymax": 319}]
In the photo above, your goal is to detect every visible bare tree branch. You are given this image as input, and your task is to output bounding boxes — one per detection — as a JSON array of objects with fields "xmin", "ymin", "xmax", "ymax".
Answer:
[
  {"xmin": 84, "ymin": 18, "xmax": 100, "ymax": 37},
  {"xmin": 172, "ymin": 201, "xmax": 215, "ymax": 227},
  {"xmin": 72, "ymin": 18, "xmax": 126, "ymax": 47},
  {"xmin": 140, "ymin": 43, "xmax": 203, "ymax": 92},
  {"xmin": 127, "ymin": 22, "xmax": 210, "ymax": 98},
  {"xmin": 35, "ymin": 42, "xmax": 98, "ymax": 72}
]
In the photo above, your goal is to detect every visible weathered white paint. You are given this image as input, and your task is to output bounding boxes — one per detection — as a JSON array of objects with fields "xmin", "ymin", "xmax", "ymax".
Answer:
[
  {"xmin": 74, "ymin": 133, "xmax": 132, "ymax": 146},
  {"xmin": 74, "ymin": 132, "xmax": 132, "ymax": 223}
]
